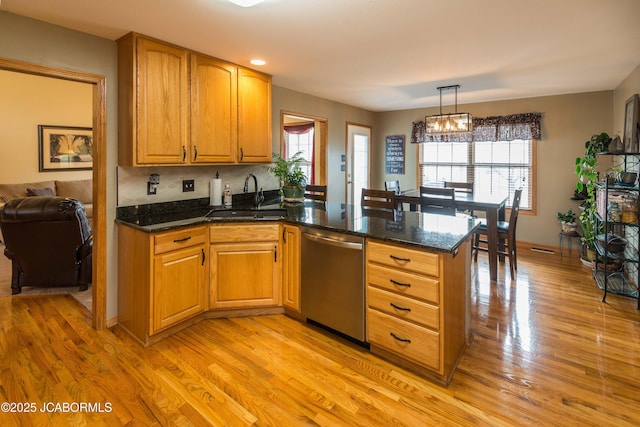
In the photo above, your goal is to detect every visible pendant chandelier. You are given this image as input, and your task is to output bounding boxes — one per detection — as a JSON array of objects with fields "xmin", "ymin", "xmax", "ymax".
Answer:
[{"xmin": 425, "ymin": 85, "xmax": 472, "ymax": 134}]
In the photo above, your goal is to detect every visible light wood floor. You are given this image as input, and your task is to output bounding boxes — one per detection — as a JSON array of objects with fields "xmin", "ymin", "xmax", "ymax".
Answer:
[{"xmin": 1, "ymin": 250, "xmax": 639, "ymax": 426}]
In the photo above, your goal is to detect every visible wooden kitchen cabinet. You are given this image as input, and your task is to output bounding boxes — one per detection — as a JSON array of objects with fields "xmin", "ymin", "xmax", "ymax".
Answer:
[
  {"xmin": 237, "ymin": 67, "xmax": 272, "ymax": 163},
  {"xmin": 118, "ymin": 33, "xmax": 189, "ymax": 166},
  {"xmin": 366, "ymin": 238, "xmax": 470, "ymax": 385},
  {"xmin": 190, "ymin": 54, "xmax": 237, "ymax": 163},
  {"xmin": 118, "ymin": 32, "xmax": 272, "ymax": 166},
  {"xmin": 210, "ymin": 223, "xmax": 281, "ymax": 309},
  {"xmin": 281, "ymin": 224, "xmax": 301, "ymax": 313},
  {"xmin": 118, "ymin": 224, "xmax": 208, "ymax": 345}
]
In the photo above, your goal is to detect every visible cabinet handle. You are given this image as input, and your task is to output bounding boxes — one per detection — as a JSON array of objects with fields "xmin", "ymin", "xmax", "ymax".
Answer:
[
  {"xmin": 173, "ymin": 236, "xmax": 192, "ymax": 243},
  {"xmin": 240, "ymin": 147, "xmax": 244, "ymax": 161},
  {"xmin": 282, "ymin": 227, "xmax": 286, "ymax": 243},
  {"xmin": 193, "ymin": 145, "xmax": 198, "ymax": 162},
  {"xmin": 182, "ymin": 146, "xmax": 187, "ymax": 162},
  {"xmin": 390, "ymin": 302, "xmax": 411, "ymax": 312},
  {"xmin": 274, "ymin": 245, "xmax": 277, "ymax": 262},
  {"xmin": 390, "ymin": 332, "xmax": 411, "ymax": 343},
  {"xmin": 389, "ymin": 254, "xmax": 411, "ymax": 262},
  {"xmin": 390, "ymin": 279, "xmax": 411, "ymax": 288},
  {"xmin": 201, "ymin": 248, "xmax": 205, "ymax": 265}
]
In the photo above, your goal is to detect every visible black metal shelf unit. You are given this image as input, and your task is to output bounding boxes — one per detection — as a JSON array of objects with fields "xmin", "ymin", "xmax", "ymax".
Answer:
[{"xmin": 593, "ymin": 153, "xmax": 640, "ymax": 309}]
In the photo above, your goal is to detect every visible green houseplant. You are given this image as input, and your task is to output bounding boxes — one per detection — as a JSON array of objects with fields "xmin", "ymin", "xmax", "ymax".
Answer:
[
  {"xmin": 556, "ymin": 209, "xmax": 578, "ymax": 233},
  {"xmin": 268, "ymin": 152, "xmax": 308, "ymax": 202},
  {"xmin": 575, "ymin": 132, "xmax": 610, "ymax": 260}
]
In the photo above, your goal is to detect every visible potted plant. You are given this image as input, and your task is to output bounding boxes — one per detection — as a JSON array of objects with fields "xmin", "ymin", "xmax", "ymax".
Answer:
[
  {"xmin": 575, "ymin": 132, "xmax": 610, "ymax": 261},
  {"xmin": 268, "ymin": 152, "xmax": 307, "ymax": 202},
  {"xmin": 556, "ymin": 209, "xmax": 578, "ymax": 233}
]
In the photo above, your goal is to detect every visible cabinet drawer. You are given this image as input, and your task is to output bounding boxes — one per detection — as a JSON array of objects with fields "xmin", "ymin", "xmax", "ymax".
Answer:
[
  {"xmin": 367, "ymin": 240, "xmax": 439, "ymax": 277},
  {"xmin": 367, "ymin": 309, "xmax": 440, "ymax": 371},
  {"xmin": 210, "ymin": 223, "xmax": 279, "ymax": 243},
  {"xmin": 154, "ymin": 226, "xmax": 207, "ymax": 255},
  {"xmin": 367, "ymin": 262, "xmax": 439, "ymax": 304},
  {"xmin": 368, "ymin": 287, "xmax": 439, "ymax": 330}
]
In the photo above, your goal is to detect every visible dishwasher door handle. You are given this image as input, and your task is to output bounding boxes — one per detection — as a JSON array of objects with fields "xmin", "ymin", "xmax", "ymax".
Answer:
[{"xmin": 303, "ymin": 232, "xmax": 363, "ymax": 250}]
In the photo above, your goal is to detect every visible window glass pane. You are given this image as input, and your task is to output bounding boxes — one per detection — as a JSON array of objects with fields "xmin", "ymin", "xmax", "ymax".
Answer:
[
  {"xmin": 474, "ymin": 141, "xmax": 492, "ymax": 163},
  {"xmin": 285, "ymin": 128, "xmax": 314, "ymax": 184},
  {"xmin": 451, "ymin": 143, "xmax": 468, "ymax": 163},
  {"xmin": 419, "ymin": 136, "xmax": 534, "ymax": 211}
]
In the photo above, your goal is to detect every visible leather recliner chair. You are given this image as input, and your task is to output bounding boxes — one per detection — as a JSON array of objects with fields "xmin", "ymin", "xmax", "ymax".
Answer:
[{"xmin": 0, "ymin": 196, "xmax": 92, "ymax": 295}]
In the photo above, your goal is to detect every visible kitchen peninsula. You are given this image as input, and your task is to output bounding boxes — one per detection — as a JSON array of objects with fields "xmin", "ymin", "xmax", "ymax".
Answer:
[{"xmin": 116, "ymin": 198, "xmax": 479, "ymax": 385}]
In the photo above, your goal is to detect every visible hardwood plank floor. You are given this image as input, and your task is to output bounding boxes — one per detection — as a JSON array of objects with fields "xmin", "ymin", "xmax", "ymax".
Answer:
[{"xmin": 1, "ymin": 250, "xmax": 639, "ymax": 426}]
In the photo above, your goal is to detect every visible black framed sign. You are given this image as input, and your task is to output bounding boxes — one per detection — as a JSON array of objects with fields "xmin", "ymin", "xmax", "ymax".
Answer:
[{"xmin": 385, "ymin": 135, "xmax": 405, "ymax": 174}]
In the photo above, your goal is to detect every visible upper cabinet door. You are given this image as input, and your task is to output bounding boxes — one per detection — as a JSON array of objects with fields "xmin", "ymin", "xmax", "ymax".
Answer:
[
  {"xmin": 136, "ymin": 37, "xmax": 189, "ymax": 165},
  {"xmin": 237, "ymin": 68, "xmax": 272, "ymax": 163},
  {"xmin": 190, "ymin": 54, "xmax": 237, "ymax": 164}
]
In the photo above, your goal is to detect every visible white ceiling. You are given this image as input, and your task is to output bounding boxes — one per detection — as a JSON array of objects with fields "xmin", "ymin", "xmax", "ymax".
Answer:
[{"xmin": 2, "ymin": 0, "xmax": 640, "ymax": 112}]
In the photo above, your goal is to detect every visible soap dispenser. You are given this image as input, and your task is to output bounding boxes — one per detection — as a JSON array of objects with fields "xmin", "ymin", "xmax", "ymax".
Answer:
[{"xmin": 223, "ymin": 183, "xmax": 232, "ymax": 207}]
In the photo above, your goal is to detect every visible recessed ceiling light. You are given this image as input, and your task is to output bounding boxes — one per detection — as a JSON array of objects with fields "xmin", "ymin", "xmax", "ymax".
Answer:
[
  {"xmin": 250, "ymin": 59, "xmax": 266, "ymax": 66},
  {"xmin": 229, "ymin": 0, "xmax": 264, "ymax": 7}
]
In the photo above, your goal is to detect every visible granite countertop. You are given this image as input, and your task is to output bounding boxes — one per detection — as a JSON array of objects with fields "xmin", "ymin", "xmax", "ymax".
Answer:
[{"xmin": 116, "ymin": 197, "xmax": 480, "ymax": 253}]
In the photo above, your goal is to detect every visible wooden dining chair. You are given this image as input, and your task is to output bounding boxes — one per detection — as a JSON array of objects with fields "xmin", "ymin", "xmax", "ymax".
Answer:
[
  {"xmin": 473, "ymin": 188, "xmax": 523, "ymax": 280},
  {"xmin": 444, "ymin": 181, "xmax": 473, "ymax": 194},
  {"xmin": 444, "ymin": 181, "xmax": 474, "ymax": 215},
  {"xmin": 419, "ymin": 186, "xmax": 456, "ymax": 215},
  {"xmin": 361, "ymin": 189, "xmax": 395, "ymax": 210},
  {"xmin": 304, "ymin": 184, "xmax": 327, "ymax": 203}
]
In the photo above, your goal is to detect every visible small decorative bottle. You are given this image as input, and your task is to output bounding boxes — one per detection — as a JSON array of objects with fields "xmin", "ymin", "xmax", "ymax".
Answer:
[
  {"xmin": 223, "ymin": 183, "xmax": 232, "ymax": 207},
  {"xmin": 608, "ymin": 202, "xmax": 621, "ymax": 222}
]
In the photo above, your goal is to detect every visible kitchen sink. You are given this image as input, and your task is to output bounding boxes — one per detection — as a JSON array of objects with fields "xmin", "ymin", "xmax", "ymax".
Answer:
[{"xmin": 205, "ymin": 207, "xmax": 288, "ymax": 221}]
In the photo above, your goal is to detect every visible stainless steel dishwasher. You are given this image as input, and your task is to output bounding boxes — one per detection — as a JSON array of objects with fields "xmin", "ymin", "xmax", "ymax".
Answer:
[{"xmin": 301, "ymin": 227, "xmax": 365, "ymax": 343}]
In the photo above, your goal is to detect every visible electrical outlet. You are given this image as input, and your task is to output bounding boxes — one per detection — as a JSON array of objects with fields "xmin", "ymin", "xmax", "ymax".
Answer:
[{"xmin": 182, "ymin": 179, "xmax": 195, "ymax": 192}]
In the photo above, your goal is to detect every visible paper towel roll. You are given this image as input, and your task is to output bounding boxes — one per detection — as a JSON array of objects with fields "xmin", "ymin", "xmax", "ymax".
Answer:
[{"xmin": 210, "ymin": 178, "xmax": 222, "ymax": 206}]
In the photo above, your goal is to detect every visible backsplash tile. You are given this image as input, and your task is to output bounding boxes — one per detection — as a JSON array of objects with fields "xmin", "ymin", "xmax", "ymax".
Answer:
[{"xmin": 117, "ymin": 165, "xmax": 280, "ymax": 207}]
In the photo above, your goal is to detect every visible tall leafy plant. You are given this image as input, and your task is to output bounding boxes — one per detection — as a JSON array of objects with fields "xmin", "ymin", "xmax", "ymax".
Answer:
[
  {"xmin": 575, "ymin": 132, "xmax": 610, "ymax": 251},
  {"xmin": 268, "ymin": 152, "xmax": 307, "ymax": 188}
]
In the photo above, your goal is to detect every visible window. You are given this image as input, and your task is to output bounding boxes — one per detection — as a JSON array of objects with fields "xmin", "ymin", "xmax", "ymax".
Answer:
[
  {"xmin": 414, "ymin": 113, "xmax": 541, "ymax": 213},
  {"xmin": 284, "ymin": 123, "xmax": 314, "ymax": 184},
  {"xmin": 419, "ymin": 139, "xmax": 536, "ymax": 211}
]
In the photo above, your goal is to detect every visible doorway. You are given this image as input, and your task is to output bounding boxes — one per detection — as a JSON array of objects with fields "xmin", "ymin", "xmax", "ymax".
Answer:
[
  {"xmin": 0, "ymin": 57, "xmax": 107, "ymax": 329},
  {"xmin": 281, "ymin": 111, "xmax": 328, "ymax": 188},
  {"xmin": 346, "ymin": 123, "xmax": 372, "ymax": 206}
]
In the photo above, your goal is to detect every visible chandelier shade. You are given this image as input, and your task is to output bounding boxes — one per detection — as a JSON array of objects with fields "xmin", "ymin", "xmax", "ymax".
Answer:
[{"xmin": 425, "ymin": 85, "xmax": 472, "ymax": 134}]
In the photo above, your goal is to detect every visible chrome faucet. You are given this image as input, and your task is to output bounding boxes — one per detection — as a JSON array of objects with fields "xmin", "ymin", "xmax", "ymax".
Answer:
[{"xmin": 244, "ymin": 173, "xmax": 264, "ymax": 207}]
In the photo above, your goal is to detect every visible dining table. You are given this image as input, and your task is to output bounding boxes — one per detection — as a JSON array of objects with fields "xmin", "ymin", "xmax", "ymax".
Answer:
[{"xmin": 395, "ymin": 189, "xmax": 510, "ymax": 281}]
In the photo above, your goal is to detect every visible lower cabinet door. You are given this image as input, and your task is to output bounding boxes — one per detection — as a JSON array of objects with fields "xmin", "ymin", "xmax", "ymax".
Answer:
[
  {"xmin": 152, "ymin": 245, "xmax": 206, "ymax": 333},
  {"xmin": 210, "ymin": 241, "xmax": 281, "ymax": 308}
]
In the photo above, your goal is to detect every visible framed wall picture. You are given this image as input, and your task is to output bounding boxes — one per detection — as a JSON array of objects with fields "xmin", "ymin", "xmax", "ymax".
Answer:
[
  {"xmin": 624, "ymin": 94, "xmax": 639, "ymax": 153},
  {"xmin": 38, "ymin": 125, "xmax": 93, "ymax": 171}
]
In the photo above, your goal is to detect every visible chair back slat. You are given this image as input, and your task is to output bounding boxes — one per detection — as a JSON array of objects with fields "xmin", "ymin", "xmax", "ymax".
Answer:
[
  {"xmin": 419, "ymin": 186, "xmax": 456, "ymax": 215},
  {"xmin": 444, "ymin": 181, "xmax": 474, "ymax": 194},
  {"xmin": 304, "ymin": 185, "xmax": 327, "ymax": 203},
  {"xmin": 361, "ymin": 189, "xmax": 395, "ymax": 210}
]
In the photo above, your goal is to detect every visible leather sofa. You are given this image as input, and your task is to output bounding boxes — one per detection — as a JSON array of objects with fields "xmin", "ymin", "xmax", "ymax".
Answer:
[
  {"xmin": 0, "ymin": 179, "xmax": 91, "ymax": 242},
  {"xmin": 0, "ymin": 196, "xmax": 92, "ymax": 295}
]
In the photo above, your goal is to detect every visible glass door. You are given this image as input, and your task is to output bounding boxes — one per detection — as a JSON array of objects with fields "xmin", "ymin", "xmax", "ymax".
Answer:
[{"xmin": 346, "ymin": 123, "xmax": 371, "ymax": 206}]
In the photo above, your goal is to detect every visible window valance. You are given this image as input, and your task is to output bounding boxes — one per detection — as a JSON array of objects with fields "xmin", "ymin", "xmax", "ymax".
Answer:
[
  {"xmin": 284, "ymin": 123, "xmax": 314, "ymax": 134},
  {"xmin": 411, "ymin": 112, "xmax": 541, "ymax": 143}
]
